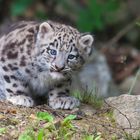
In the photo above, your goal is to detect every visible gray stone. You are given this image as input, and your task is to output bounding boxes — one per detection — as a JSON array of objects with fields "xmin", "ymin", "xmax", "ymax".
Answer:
[{"xmin": 106, "ymin": 94, "xmax": 140, "ymax": 137}]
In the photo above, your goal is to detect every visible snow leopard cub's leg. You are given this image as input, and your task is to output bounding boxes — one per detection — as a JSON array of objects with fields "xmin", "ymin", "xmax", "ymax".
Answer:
[
  {"xmin": 48, "ymin": 88, "xmax": 80, "ymax": 109},
  {"xmin": 8, "ymin": 94, "xmax": 34, "ymax": 107},
  {"xmin": 48, "ymin": 81, "xmax": 80, "ymax": 109},
  {"xmin": 0, "ymin": 63, "xmax": 34, "ymax": 107},
  {"xmin": 0, "ymin": 65, "xmax": 6, "ymax": 100},
  {"xmin": 6, "ymin": 77, "xmax": 34, "ymax": 107},
  {"xmin": 5, "ymin": 73, "xmax": 34, "ymax": 107}
]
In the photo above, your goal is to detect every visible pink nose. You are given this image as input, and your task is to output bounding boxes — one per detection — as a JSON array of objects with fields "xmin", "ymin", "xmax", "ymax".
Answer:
[{"xmin": 54, "ymin": 65, "xmax": 65, "ymax": 71}]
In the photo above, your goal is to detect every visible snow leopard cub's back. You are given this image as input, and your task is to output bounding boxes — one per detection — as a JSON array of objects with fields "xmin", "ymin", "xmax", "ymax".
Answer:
[{"xmin": 0, "ymin": 21, "xmax": 94, "ymax": 109}]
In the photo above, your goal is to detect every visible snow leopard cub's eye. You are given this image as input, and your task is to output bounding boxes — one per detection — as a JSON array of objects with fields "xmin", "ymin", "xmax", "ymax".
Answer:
[
  {"xmin": 68, "ymin": 54, "xmax": 76, "ymax": 60},
  {"xmin": 49, "ymin": 49, "xmax": 57, "ymax": 56}
]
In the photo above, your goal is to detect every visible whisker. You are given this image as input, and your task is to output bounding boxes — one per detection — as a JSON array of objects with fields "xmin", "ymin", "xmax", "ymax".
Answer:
[
  {"xmin": 62, "ymin": 69, "xmax": 71, "ymax": 72},
  {"xmin": 50, "ymin": 66, "xmax": 57, "ymax": 71}
]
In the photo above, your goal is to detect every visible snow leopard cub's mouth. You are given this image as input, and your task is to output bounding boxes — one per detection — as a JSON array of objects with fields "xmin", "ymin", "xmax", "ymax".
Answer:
[{"xmin": 49, "ymin": 70, "xmax": 65, "ymax": 80}]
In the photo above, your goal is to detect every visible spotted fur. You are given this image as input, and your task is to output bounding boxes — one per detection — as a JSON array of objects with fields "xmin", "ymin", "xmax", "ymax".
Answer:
[{"xmin": 0, "ymin": 20, "xmax": 94, "ymax": 109}]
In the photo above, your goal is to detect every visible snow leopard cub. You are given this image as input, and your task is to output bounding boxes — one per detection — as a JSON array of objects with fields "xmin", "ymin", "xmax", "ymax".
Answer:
[{"xmin": 0, "ymin": 20, "xmax": 94, "ymax": 109}]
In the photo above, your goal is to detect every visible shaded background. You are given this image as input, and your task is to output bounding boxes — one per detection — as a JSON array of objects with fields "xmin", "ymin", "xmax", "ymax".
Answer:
[{"xmin": 0, "ymin": 0, "xmax": 140, "ymax": 94}]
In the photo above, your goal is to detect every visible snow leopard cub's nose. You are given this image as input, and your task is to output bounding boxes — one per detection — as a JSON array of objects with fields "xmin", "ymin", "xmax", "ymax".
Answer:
[{"xmin": 54, "ymin": 64, "xmax": 65, "ymax": 72}]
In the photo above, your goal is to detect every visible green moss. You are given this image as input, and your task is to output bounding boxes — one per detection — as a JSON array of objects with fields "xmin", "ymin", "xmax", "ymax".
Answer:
[{"xmin": 104, "ymin": 110, "xmax": 116, "ymax": 124}]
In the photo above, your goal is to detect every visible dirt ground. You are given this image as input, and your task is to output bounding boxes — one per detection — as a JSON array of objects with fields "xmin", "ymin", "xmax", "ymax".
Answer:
[{"xmin": 0, "ymin": 101, "xmax": 126, "ymax": 140}]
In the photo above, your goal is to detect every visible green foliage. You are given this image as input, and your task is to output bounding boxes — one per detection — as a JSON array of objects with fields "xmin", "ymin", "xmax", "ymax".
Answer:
[
  {"xmin": 11, "ymin": 0, "xmax": 34, "ymax": 16},
  {"xmin": 35, "ymin": 10, "xmax": 47, "ymax": 20},
  {"xmin": 18, "ymin": 112, "xmax": 102, "ymax": 139},
  {"xmin": 36, "ymin": 112, "xmax": 54, "ymax": 122},
  {"xmin": 18, "ymin": 129, "xmax": 35, "ymax": 140},
  {"xmin": 58, "ymin": 115, "xmax": 77, "ymax": 139},
  {"xmin": 0, "ymin": 128, "xmax": 6, "ymax": 135},
  {"xmin": 111, "ymin": 135, "xmax": 117, "ymax": 140},
  {"xmin": 10, "ymin": 0, "xmax": 120, "ymax": 32},
  {"xmin": 104, "ymin": 110, "xmax": 116, "ymax": 126},
  {"xmin": 58, "ymin": 0, "xmax": 120, "ymax": 31},
  {"xmin": 62, "ymin": 114, "xmax": 76, "ymax": 125},
  {"xmin": 136, "ymin": 22, "xmax": 140, "ymax": 26},
  {"xmin": 83, "ymin": 133, "xmax": 101, "ymax": 140},
  {"xmin": 77, "ymin": 0, "xmax": 120, "ymax": 32},
  {"xmin": 37, "ymin": 129, "xmax": 44, "ymax": 140},
  {"xmin": 18, "ymin": 112, "xmax": 77, "ymax": 140}
]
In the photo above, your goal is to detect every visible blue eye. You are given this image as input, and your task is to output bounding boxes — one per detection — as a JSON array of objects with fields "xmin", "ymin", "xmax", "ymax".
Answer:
[
  {"xmin": 50, "ymin": 49, "xmax": 57, "ymax": 55},
  {"xmin": 68, "ymin": 54, "xmax": 76, "ymax": 60}
]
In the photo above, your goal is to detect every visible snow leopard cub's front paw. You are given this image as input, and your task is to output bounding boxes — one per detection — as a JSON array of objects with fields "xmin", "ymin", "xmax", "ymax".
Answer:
[
  {"xmin": 7, "ymin": 95, "xmax": 34, "ymax": 107},
  {"xmin": 48, "ymin": 89, "xmax": 80, "ymax": 110}
]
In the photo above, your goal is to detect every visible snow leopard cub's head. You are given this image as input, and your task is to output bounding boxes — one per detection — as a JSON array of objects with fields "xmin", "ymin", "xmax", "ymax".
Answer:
[{"xmin": 35, "ymin": 21, "xmax": 94, "ymax": 79}]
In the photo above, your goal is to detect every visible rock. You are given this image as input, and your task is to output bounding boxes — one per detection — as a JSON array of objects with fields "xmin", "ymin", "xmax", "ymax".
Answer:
[{"xmin": 106, "ymin": 94, "xmax": 140, "ymax": 138}]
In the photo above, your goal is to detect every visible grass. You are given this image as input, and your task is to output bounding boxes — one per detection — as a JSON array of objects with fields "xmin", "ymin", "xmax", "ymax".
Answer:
[
  {"xmin": 83, "ymin": 132, "xmax": 101, "ymax": 140},
  {"xmin": 128, "ymin": 68, "xmax": 140, "ymax": 95},
  {"xmin": 0, "ymin": 128, "xmax": 6, "ymax": 135},
  {"xmin": 72, "ymin": 88, "xmax": 103, "ymax": 109},
  {"xmin": 124, "ymin": 132, "xmax": 140, "ymax": 140},
  {"xmin": 104, "ymin": 110, "xmax": 116, "ymax": 125}
]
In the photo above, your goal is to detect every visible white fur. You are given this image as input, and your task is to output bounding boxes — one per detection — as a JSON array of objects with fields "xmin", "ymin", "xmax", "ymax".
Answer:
[
  {"xmin": 49, "ymin": 72, "xmax": 64, "ymax": 80},
  {"xmin": 48, "ymin": 89, "xmax": 80, "ymax": 109},
  {"xmin": 29, "ymin": 71, "xmax": 64, "ymax": 95},
  {"xmin": 49, "ymin": 97, "xmax": 80, "ymax": 109},
  {"xmin": 79, "ymin": 34, "xmax": 94, "ymax": 48},
  {"xmin": 8, "ymin": 95, "xmax": 34, "ymax": 107}
]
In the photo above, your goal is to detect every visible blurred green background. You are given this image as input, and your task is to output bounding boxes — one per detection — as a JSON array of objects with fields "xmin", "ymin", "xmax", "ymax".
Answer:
[
  {"xmin": 0, "ymin": 0, "xmax": 139, "ymax": 46},
  {"xmin": 0, "ymin": 0, "xmax": 140, "ymax": 84}
]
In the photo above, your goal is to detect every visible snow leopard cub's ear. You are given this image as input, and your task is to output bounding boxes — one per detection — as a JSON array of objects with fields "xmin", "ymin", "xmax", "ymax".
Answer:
[
  {"xmin": 38, "ymin": 22, "xmax": 54, "ymax": 38},
  {"xmin": 78, "ymin": 33, "xmax": 94, "ymax": 55}
]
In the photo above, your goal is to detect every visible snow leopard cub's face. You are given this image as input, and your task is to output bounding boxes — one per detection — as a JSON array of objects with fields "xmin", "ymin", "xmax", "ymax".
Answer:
[{"xmin": 35, "ymin": 22, "xmax": 94, "ymax": 79}]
